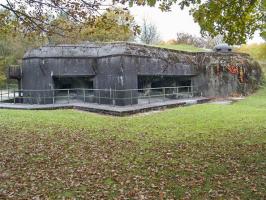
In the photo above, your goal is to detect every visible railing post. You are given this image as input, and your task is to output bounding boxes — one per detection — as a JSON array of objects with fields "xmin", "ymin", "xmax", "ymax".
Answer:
[
  {"xmin": 67, "ymin": 89, "xmax": 69, "ymax": 103},
  {"xmin": 52, "ymin": 90, "xmax": 55, "ymax": 104},
  {"xmin": 98, "ymin": 90, "xmax": 101, "ymax": 104},
  {"xmin": 13, "ymin": 90, "xmax": 15, "ymax": 103},
  {"xmin": 109, "ymin": 88, "xmax": 112, "ymax": 105},
  {"xmin": 31, "ymin": 91, "xmax": 33, "ymax": 104},
  {"xmin": 131, "ymin": 90, "xmax": 133, "ymax": 105},
  {"xmin": 148, "ymin": 89, "xmax": 151, "ymax": 104},
  {"xmin": 0, "ymin": 89, "xmax": 2, "ymax": 102},
  {"xmin": 191, "ymin": 86, "xmax": 194, "ymax": 97},
  {"xmin": 83, "ymin": 89, "xmax": 86, "ymax": 103},
  {"xmin": 112, "ymin": 89, "xmax": 115, "ymax": 106},
  {"xmin": 163, "ymin": 88, "xmax": 166, "ymax": 101},
  {"xmin": 43, "ymin": 91, "xmax": 45, "ymax": 104}
]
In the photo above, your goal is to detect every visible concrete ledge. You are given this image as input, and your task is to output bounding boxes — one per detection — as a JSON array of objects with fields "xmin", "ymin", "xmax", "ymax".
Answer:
[{"xmin": 0, "ymin": 97, "xmax": 211, "ymax": 116}]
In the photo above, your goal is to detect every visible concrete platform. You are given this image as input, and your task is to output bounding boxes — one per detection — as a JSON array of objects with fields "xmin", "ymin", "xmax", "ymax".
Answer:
[{"xmin": 0, "ymin": 97, "xmax": 211, "ymax": 116}]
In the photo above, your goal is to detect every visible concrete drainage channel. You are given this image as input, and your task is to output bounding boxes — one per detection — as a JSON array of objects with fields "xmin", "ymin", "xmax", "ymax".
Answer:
[{"xmin": 0, "ymin": 97, "xmax": 211, "ymax": 116}]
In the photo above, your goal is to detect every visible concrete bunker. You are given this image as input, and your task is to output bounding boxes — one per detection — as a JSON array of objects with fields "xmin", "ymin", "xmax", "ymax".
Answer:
[{"xmin": 5, "ymin": 42, "xmax": 263, "ymax": 106}]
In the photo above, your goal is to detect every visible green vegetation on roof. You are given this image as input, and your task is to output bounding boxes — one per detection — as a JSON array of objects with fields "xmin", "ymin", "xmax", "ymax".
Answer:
[
  {"xmin": 155, "ymin": 44, "xmax": 207, "ymax": 52},
  {"xmin": 236, "ymin": 43, "xmax": 266, "ymax": 73},
  {"xmin": 236, "ymin": 43, "xmax": 266, "ymax": 61}
]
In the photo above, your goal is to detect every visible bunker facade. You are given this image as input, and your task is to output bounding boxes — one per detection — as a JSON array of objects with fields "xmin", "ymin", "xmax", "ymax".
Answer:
[{"xmin": 9, "ymin": 42, "xmax": 262, "ymax": 106}]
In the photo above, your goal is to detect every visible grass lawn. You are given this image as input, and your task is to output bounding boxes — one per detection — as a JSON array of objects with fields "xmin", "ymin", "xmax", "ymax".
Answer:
[
  {"xmin": 154, "ymin": 44, "xmax": 206, "ymax": 52},
  {"xmin": 0, "ymin": 84, "xmax": 266, "ymax": 199}
]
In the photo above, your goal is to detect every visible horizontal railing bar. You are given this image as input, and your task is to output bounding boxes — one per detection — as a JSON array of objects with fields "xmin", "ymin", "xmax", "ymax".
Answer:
[{"xmin": 0, "ymin": 86, "xmax": 195, "ymax": 93}]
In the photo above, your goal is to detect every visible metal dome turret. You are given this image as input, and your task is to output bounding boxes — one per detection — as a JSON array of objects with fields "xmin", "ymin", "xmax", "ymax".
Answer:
[{"xmin": 214, "ymin": 43, "xmax": 232, "ymax": 53}]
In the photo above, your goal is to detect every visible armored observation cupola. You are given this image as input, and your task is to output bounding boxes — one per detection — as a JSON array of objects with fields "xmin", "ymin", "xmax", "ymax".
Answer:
[{"xmin": 214, "ymin": 43, "xmax": 232, "ymax": 53}]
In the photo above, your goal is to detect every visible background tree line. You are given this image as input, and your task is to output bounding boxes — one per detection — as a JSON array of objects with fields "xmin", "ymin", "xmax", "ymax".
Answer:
[
  {"xmin": 0, "ymin": 0, "xmax": 264, "ymax": 44},
  {"xmin": 0, "ymin": 8, "xmax": 137, "ymax": 87},
  {"xmin": 163, "ymin": 33, "xmax": 224, "ymax": 49}
]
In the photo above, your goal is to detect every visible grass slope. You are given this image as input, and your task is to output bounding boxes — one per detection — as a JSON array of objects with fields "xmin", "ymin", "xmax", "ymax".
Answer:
[
  {"xmin": 155, "ymin": 44, "xmax": 206, "ymax": 52},
  {"xmin": 0, "ymin": 85, "xmax": 266, "ymax": 199}
]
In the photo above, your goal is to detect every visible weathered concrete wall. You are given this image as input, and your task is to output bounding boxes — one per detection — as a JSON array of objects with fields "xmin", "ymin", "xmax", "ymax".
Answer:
[
  {"xmin": 94, "ymin": 56, "xmax": 138, "ymax": 105},
  {"xmin": 191, "ymin": 53, "xmax": 262, "ymax": 97},
  {"xmin": 22, "ymin": 58, "xmax": 97, "ymax": 104}
]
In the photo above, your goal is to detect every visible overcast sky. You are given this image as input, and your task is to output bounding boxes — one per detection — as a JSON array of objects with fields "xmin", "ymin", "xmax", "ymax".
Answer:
[{"xmin": 129, "ymin": 5, "xmax": 264, "ymax": 44}]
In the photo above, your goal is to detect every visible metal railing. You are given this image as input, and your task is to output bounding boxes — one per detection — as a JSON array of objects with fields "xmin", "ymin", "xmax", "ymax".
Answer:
[{"xmin": 0, "ymin": 86, "xmax": 199, "ymax": 105}]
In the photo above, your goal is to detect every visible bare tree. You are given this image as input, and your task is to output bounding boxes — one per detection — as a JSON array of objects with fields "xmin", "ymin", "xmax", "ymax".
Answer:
[
  {"xmin": 176, "ymin": 33, "xmax": 195, "ymax": 45},
  {"xmin": 176, "ymin": 32, "xmax": 224, "ymax": 48},
  {"xmin": 140, "ymin": 18, "xmax": 160, "ymax": 45},
  {"xmin": 202, "ymin": 35, "xmax": 224, "ymax": 48}
]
